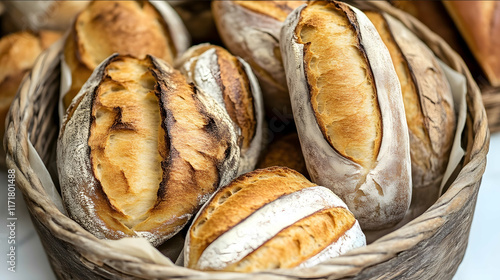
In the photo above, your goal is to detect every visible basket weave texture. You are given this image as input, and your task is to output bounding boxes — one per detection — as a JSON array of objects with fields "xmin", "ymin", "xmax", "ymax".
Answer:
[{"xmin": 4, "ymin": 1, "xmax": 490, "ymax": 279}]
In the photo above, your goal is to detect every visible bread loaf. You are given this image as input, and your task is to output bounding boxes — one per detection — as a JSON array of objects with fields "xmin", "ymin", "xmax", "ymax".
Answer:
[
  {"xmin": 212, "ymin": 0, "xmax": 306, "ymax": 115},
  {"xmin": 57, "ymin": 54, "xmax": 240, "ymax": 246},
  {"xmin": 184, "ymin": 167, "xmax": 365, "ymax": 272},
  {"xmin": 280, "ymin": 0, "xmax": 411, "ymax": 230},
  {"xmin": 443, "ymin": 1, "xmax": 500, "ymax": 87},
  {"xmin": 176, "ymin": 44, "xmax": 264, "ymax": 175},
  {"xmin": 0, "ymin": 30, "xmax": 61, "ymax": 167},
  {"xmin": 366, "ymin": 11, "xmax": 456, "ymax": 224},
  {"xmin": 61, "ymin": 0, "xmax": 189, "ymax": 110}
]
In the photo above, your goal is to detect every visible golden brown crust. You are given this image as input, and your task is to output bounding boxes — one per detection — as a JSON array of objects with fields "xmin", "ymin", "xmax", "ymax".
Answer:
[
  {"xmin": 215, "ymin": 48, "xmax": 256, "ymax": 150},
  {"xmin": 365, "ymin": 11, "xmax": 428, "ymax": 152},
  {"xmin": 89, "ymin": 56, "xmax": 166, "ymax": 228},
  {"xmin": 443, "ymin": 1, "xmax": 500, "ymax": 86},
  {"xmin": 211, "ymin": 0, "xmax": 307, "ymax": 115},
  {"xmin": 224, "ymin": 207, "xmax": 356, "ymax": 272},
  {"xmin": 59, "ymin": 54, "xmax": 240, "ymax": 246},
  {"xmin": 187, "ymin": 167, "xmax": 316, "ymax": 268},
  {"xmin": 63, "ymin": 0, "xmax": 176, "ymax": 108},
  {"xmin": 257, "ymin": 133, "xmax": 308, "ymax": 177},
  {"xmin": 296, "ymin": 2, "xmax": 382, "ymax": 169}
]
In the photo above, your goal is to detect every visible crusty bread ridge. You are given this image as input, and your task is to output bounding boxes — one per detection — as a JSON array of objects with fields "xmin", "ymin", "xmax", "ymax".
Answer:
[
  {"xmin": 58, "ymin": 54, "xmax": 240, "ymax": 246},
  {"xmin": 176, "ymin": 44, "xmax": 265, "ymax": 175},
  {"xmin": 366, "ymin": 11, "xmax": 456, "ymax": 224},
  {"xmin": 184, "ymin": 167, "xmax": 365, "ymax": 272},
  {"xmin": 280, "ymin": 0, "xmax": 411, "ymax": 230}
]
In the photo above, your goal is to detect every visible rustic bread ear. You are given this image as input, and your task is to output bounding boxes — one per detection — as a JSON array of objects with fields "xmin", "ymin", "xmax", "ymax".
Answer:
[
  {"xmin": 280, "ymin": 0, "xmax": 411, "ymax": 230},
  {"xmin": 365, "ymin": 11, "xmax": 456, "ymax": 226},
  {"xmin": 184, "ymin": 167, "xmax": 365, "ymax": 272},
  {"xmin": 61, "ymin": 0, "xmax": 189, "ymax": 110},
  {"xmin": 176, "ymin": 44, "xmax": 265, "ymax": 175},
  {"xmin": 211, "ymin": 0, "xmax": 307, "ymax": 116},
  {"xmin": 58, "ymin": 54, "xmax": 239, "ymax": 247}
]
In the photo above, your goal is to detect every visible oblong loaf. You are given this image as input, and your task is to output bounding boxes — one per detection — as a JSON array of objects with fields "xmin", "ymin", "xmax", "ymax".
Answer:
[
  {"xmin": 184, "ymin": 167, "xmax": 365, "ymax": 272},
  {"xmin": 176, "ymin": 43, "xmax": 265, "ymax": 175},
  {"xmin": 57, "ymin": 54, "xmax": 240, "ymax": 246},
  {"xmin": 365, "ymin": 11, "xmax": 456, "ymax": 224},
  {"xmin": 212, "ymin": 0, "xmax": 306, "ymax": 115},
  {"xmin": 280, "ymin": 0, "xmax": 411, "ymax": 230},
  {"xmin": 61, "ymin": 0, "xmax": 190, "ymax": 110}
]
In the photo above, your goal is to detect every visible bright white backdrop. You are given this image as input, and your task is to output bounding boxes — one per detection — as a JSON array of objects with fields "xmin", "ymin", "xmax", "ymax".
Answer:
[{"xmin": 1, "ymin": 133, "xmax": 499, "ymax": 280}]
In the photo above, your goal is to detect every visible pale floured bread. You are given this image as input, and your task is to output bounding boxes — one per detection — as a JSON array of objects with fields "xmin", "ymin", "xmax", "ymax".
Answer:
[
  {"xmin": 212, "ymin": 0, "xmax": 306, "ymax": 115},
  {"xmin": 175, "ymin": 44, "xmax": 264, "ymax": 175},
  {"xmin": 280, "ymin": 1, "xmax": 411, "ymax": 230},
  {"xmin": 57, "ymin": 54, "xmax": 240, "ymax": 246},
  {"xmin": 443, "ymin": 1, "xmax": 500, "ymax": 87},
  {"xmin": 0, "ymin": 30, "xmax": 62, "ymax": 167},
  {"xmin": 61, "ymin": 0, "xmax": 189, "ymax": 109},
  {"xmin": 366, "ymin": 11, "xmax": 456, "ymax": 225},
  {"xmin": 184, "ymin": 167, "xmax": 365, "ymax": 272}
]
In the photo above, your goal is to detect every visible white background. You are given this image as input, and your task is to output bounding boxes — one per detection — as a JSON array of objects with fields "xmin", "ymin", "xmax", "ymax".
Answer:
[{"xmin": 1, "ymin": 133, "xmax": 499, "ymax": 280}]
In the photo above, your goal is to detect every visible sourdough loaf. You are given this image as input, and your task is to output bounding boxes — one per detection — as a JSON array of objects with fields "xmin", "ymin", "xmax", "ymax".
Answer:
[
  {"xmin": 176, "ymin": 44, "xmax": 264, "ymax": 175},
  {"xmin": 61, "ymin": 0, "xmax": 189, "ymax": 110},
  {"xmin": 58, "ymin": 54, "xmax": 239, "ymax": 246},
  {"xmin": 212, "ymin": 0, "xmax": 306, "ymax": 115},
  {"xmin": 184, "ymin": 167, "xmax": 365, "ymax": 272},
  {"xmin": 280, "ymin": 0, "xmax": 411, "ymax": 230},
  {"xmin": 366, "ymin": 11, "xmax": 456, "ymax": 225}
]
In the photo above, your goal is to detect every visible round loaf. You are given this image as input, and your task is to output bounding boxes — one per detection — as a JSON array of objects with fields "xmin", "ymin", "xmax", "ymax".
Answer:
[
  {"xmin": 365, "ymin": 11, "xmax": 456, "ymax": 225},
  {"xmin": 176, "ymin": 43, "xmax": 265, "ymax": 175},
  {"xmin": 184, "ymin": 167, "xmax": 366, "ymax": 272},
  {"xmin": 280, "ymin": 0, "xmax": 411, "ymax": 230},
  {"xmin": 61, "ymin": 0, "xmax": 189, "ymax": 110},
  {"xmin": 212, "ymin": 0, "xmax": 306, "ymax": 115},
  {"xmin": 57, "ymin": 54, "xmax": 240, "ymax": 246}
]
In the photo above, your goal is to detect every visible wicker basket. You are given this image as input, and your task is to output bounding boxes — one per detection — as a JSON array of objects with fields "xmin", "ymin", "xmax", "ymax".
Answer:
[
  {"xmin": 480, "ymin": 82, "xmax": 500, "ymax": 133},
  {"xmin": 4, "ymin": 1, "xmax": 490, "ymax": 279}
]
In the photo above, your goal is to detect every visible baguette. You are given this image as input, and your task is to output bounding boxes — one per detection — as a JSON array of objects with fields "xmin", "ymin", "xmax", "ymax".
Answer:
[
  {"xmin": 280, "ymin": 0, "xmax": 411, "ymax": 230},
  {"xmin": 58, "ymin": 54, "xmax": 239, "ymax": 246}
]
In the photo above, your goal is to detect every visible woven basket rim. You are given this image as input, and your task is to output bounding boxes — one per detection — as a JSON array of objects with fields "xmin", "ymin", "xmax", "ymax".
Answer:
[{"xmin": 3, "ymin": 1, "xmax": 490, "ymax": 279}]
